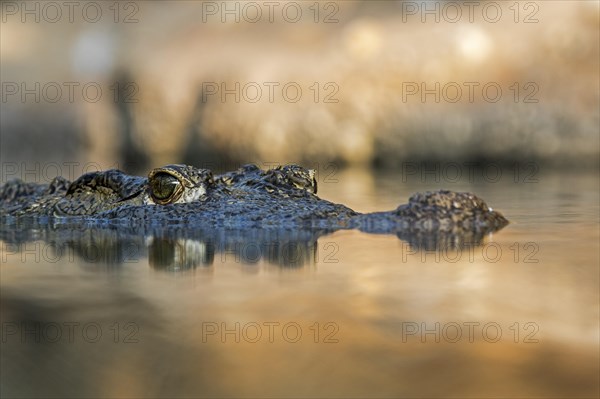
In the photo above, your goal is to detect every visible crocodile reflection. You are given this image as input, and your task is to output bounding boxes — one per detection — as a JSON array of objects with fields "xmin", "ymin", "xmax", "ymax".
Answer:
[
  {"xmin": 147, "ymin": 238, "xmax": 215, "ymax": 271},
  {"xmin": 0, "ymin": 222, "xmax": 331, "ymax": 269},
  {"xmin": 1, "ymin": 219, "xmax": 492, "ymax": 270},
  {"xmin": 146, "ymin": 232, "xmax": 320, "ymax": 270}
]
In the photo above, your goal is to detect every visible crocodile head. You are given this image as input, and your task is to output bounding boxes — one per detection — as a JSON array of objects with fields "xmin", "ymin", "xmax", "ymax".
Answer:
[{"xmin": 0, "ymin": 163, "xmax": 508, "ymax": 250}]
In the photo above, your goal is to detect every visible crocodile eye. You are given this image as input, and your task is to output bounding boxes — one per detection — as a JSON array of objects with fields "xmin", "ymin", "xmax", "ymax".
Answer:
[{"xmin": 150, "ymin": 173, "xmax": 182, "ymax": 204}]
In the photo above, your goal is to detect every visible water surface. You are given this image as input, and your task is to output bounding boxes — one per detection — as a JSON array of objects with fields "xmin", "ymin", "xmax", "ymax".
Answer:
[{"xmin": 1, "ymin": 169, "xmax": 598, "ymax": 398}]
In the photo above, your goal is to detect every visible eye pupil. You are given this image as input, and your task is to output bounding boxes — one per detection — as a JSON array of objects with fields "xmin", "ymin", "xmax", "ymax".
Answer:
[{"xmin": 151, "ymin": 173, "xmax": 179, "ymax": 201}]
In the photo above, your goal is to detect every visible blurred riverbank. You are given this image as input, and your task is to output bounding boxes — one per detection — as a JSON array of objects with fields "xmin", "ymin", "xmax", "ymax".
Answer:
[{"xmin": 1, "ymin": 1, "xmax": 598, "ymax": 176}]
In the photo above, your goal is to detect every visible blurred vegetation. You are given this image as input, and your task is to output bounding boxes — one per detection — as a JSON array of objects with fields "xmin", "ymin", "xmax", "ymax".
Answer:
[{"xmin": 1, "ymin": 0, "xmax": 598, "ymax": 176}]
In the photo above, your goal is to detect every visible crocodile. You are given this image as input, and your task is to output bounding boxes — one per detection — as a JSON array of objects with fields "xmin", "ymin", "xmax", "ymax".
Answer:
[{"xmin": 0, "ymin": 164, "xmax": 508, "ymax": 251}]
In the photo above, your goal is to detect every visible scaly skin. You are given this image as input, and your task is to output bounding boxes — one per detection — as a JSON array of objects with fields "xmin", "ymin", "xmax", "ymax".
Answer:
[{"xmin": 0, "ymin": 164, "xmax": 508, "ymax": 247}]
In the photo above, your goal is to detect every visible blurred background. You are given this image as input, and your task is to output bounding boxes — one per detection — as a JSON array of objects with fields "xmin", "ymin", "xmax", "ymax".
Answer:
[
  {"xmin": 1, "ymin": 2, "xmax": 599, "ymax": 398},
  {"xmin": 1, "ymin": 0, "xmax": 598, "ymax": 178}
]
